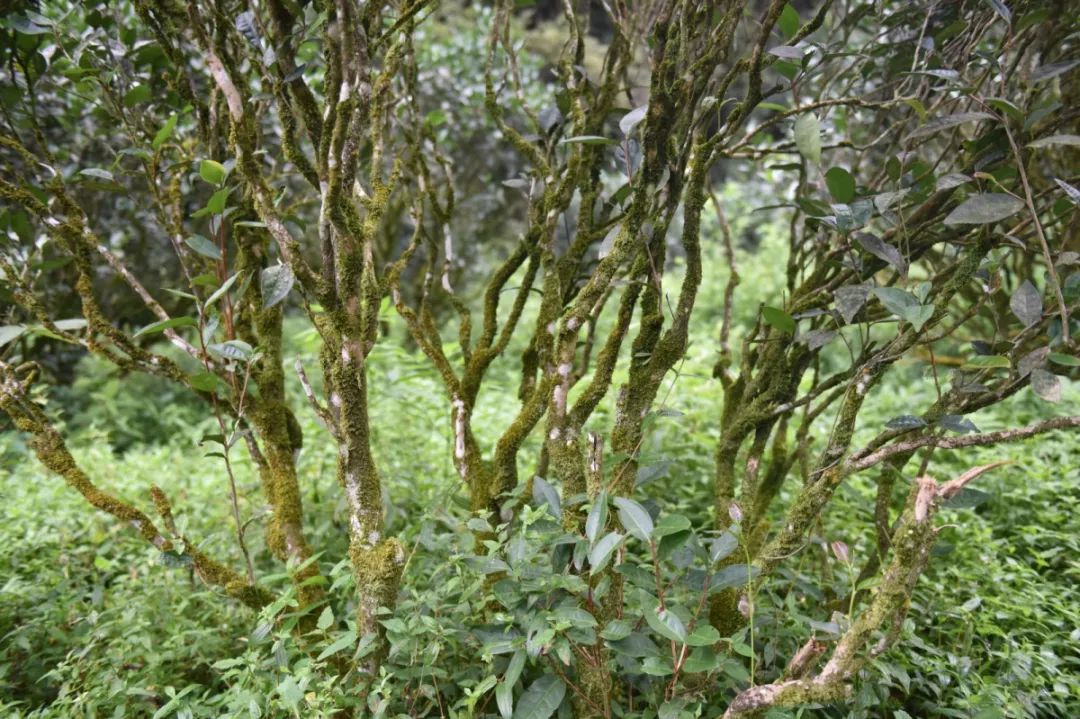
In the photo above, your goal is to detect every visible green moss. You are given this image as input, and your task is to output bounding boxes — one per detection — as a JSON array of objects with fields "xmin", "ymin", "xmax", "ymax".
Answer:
[{"xmin": 349, "ymin": 538, "xmax": 406, "ymax": 647}]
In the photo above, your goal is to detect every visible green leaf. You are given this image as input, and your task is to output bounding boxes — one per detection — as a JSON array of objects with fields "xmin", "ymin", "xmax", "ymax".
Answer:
[
  {"xmin": 206, "ymin": 188, "xmax": 230, "ymax": 214},
  {"xmin": 612, "ymin": 497, "xmax": 653, "ymax": 541},
  {"xmin": 123, "ymin": 84, "xmax": 151, "ymax": 107},
  {"xmin": 504, "ymin": 649, "xmax": 526, "ymax": 687},
  {"xmin": 710, "ymin": 564, "xmax": 760, "ymax": 592},
  {"xmin": 653, "ymin": 514, "xmax": 691, "ymax": 538},
  {"xmin": 1029, "ymin": 369, "xmax": 1061, "ymax": 402},
  {"xmin": 1057, "ymin": 178, "xmax": 1080, "ymax": 207},
  {"xmin": 938, "ymin": 415, "xmax": 979, "ymax": 434},
  {"xmin": 600, "ymin": 619, "xmax": 635, "ymax": 641},
  {"xmin": 1048, "ymin": 352, "xmax": 1080, "ymax": 367},
  {"xmin": 794, "ymin": 113, "xmax": 821, "ymax": 165},
  {"xmin": 78, "ymin": 168, "xmax": 114, "ymax": 182},
  {"xmin": 943, "ymin": 193, "xmax": 1024, "ymax": 226},
  {"xmin": 761, "ymin": 305, "xmax": 796, "ymax": 333},
  {"xmin": 1009, "ymin": 280, "xmax": 1042, "ymax": 326},
  {"xmin": 683, "ymin": 646, "xmax": 721, "ymax": 673},
  {"xmin": 199, "ymin": 159, "xmax": 227, "ymax": 185},
  {"xmin": 825, "ymin": 167, "xmax": 856, "ymax": 203},
  {"xmin": 158, "ymin": 550, "xmax": 193, "ymax": 568},
  {"xmin": 835, "ymin": 284, "xmax": 871, "ymax": 323},
  {"xmin": 207, "ymin": 339, "xmax": 254, "ymax": 361},
  {"xmin": 944, "ymin": 487, "xmax": 992, "ymax": 509},
  {"xmin": 532, "ymin": 476, "xmax": 561, "ymax": 520},
  {"xmin": 184, "ymin": 235, "xmax": 221, "ymax": 260},
  {"xmin": 153, "ymin": 114, "xmax": 178, "ymax": 150},
  {"xmin": 962, "ymin": 355, "xmax": 1011, "ymax": 370},
  {"xmin": 316, "ymin": 629, "xmax": 358, "ymax": 661},
  {"xmin": 134, "ymin": 316, "xmax": 197, "ymax": 337},
  {"xmin": 316, "ymin": 606, "xmax": 334, "ymax": 630},
  {"xmin": 658, "ymin": 530, "xmax": 692, "ymax": 561},
  {"xmin": 588, "ymin": 532, "xmax": 623, "ymax": 575},
  {"xmin": 187, "ymin": 371, "xmax": 220, "ymax": 392},
  {"xmin": 872, "ymin": 287, "xmax": 919, "ymax": 317},
  {"xmin": 496, "ymin": 683, "xmax": 514, "ymax": 719},
  {"xmin": 768, "ymin": 45, "xmax": 805, "ymax": 60},
  {"xmin": 515, "ymin": 675, "xmax": 565, "ymax": 719},
  {"xmin": 1027, "ymin": 134, "xmax": 1080, "ymax": 149},
  {"xmin": 856, "ymin": 233, "xmax": 907, "ymax": 275},
  {"xmin": 52, "ymin": 319, "xmax": 87, "ymax": 332},
  {"xmin": 558, "ymin": 136, "xmax": 616, "ymax": 146},
  {"xmin": 619, "ymin": 106, "xmax": 648, "ymax": 136},
  {"xmin": 685, "ymin": 624, "xmax": 720, "ymax": 647},
  {"xmin": 204, "ymin": 272, "xmax": 241, "ymax": 310},
  {"xmin": 1032, "ymin": 59, "xmax": 1079, "ymax": 83},
  {"xmin": 904, "ymin": 112, "xmax": 995, "ymax": 141},
  {"xmin": 260, "ymin": 264, "xmax": 295, "ymax": 309},
  {"xmin": 585, "ymin": 491, "xmax": 609, "ymax": 545},
  {"xmin": 645, "ymin": 604, "xmax": 687, "ymax": 644},
  {"xmin": 984, "ymin": 0, "xmax": 1011, "ymax": 22},
  {"xmin": 235, "ymin": 11, "xmax": 261, "ymax": 47},
  {"xmin": 886, "ymin": 415, "xmax": 927, "ymax": 430},
  {"xmin": 778, "ymin": 3, "xmax": 801, "ymax": 38},
  {"xmin": 902, "ymin": 303, "xmax": 934, "ymax": 332},
  {"xmin": 710, "ymin": 532, "xmax": 739, "ymax": 563},
  {"xmin": 0, "ymin": 325, "xmax": 26, "ymax": 347}
]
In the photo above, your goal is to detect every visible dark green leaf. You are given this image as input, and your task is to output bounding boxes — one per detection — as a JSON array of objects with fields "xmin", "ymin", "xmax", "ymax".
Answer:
[
  {"xmin": 856, "ymin": 233, "xmax": 907, "ymax": 275},
  {"xmin": 1032, "ymin": 60, "xmax": 1079, "ymax": 83},
  {"xmin": 1027, "ymin": 134, "xmax": 1080, "ymax": 149},
  {"xmin": 588, "ymin": 532, "xmax": 623, "ymax": 575},
  {"xmin": 904, "ymin": 112, "xmax": 995, "ymax": 141},
  {"xmin": 645, "ymin": 604, "xmax": 687, "ymax": 643},
  {"xmin": 532, "ymin": 477, "xmax": 561, "ymax": 519},
  {"xmin": 710, "ymin": 564, "xmax": 760, "ymax": 592},
  {"xmin": 938, "ymin": 415, "xmax": 979, "ymax": 434},
  {"xmin": 235, "ymin": 11, "xmax": 261, "ymax": 47},
  {"xmin": 944, "ymin": 487, "xmax": 992, "ymax": 509},
  {"xmin": 1029, "ymin": 369, "xmax": 1061, "ymax": 402},
  {"xmin": 1009, "ymin": 280, "xmax": 1042, "ymax": 326},
  {"xmin": 613, "ymin": 497, "xmax": 653, "ymax": 541},
  {"xmin": 123, "ymin": 84, "xmax": 151, "ymax": 107},
  {"xmin": 260, "ymin": 264, "xmax": 295, "ymax": 309},
  {"xmin": 515, "ymin": 675, "xmax": 565, "ymax": 719},
  {"xmin": 886, "ymin": 415, "xmax": 927, "ymax": 430},
  {"xmin": 710, "ymin": 532, "xmax": 738, "ymax": 563},
  {"xmin": 834, "ymin": 284, "xmax": 871, "ymax": 323},
  {"xmin": 185, "ymin": 234, "xmax": 222, "ymax": 260},
  {"xmin": 944, "ymin": 193, "xmax": 1024, "ymax": 225},
  {"xmin": 825, "ymin": 167, "xmax": 856, "ymax": 203},
  {"xmin": 316, "ymin": 630, "xmax": 357, "ymax": 661}
]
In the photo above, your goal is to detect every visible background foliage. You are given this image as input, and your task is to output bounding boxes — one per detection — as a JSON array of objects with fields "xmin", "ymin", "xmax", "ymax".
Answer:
[{"xmin": 1, "ymin": 0, "xmax": 1078, "ymax": 717}]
